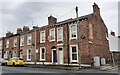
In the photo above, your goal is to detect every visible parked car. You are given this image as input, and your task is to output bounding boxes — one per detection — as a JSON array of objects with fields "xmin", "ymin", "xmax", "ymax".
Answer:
[
  {"xmin": 0, "ymin": 58, "xmax": 8, "ymax": 66},
  {"xmin": 6, "ymin": 57, "xmax": 25, "ymax": 66}
]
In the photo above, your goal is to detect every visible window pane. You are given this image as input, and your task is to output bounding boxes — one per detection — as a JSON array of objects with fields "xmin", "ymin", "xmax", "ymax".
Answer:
[
  {"xmin": 41, "ymin": 48, "xmax": 45, "ymax": 60},
  {"xmin": 29, "ymin": 55, "xmax": 31, "ymax": 59},
  {"xmin": 42, "ymin": 48, "xmax": 45, "ymax": 53},
  {"xmin": 58, "ymin": 28, "xmax": 62, "ymax": 34},
  {"xmin": 59, "ymin": 48, "xmax": 62, "ymax": 51},
  {"xmin": 51, "ymin": 35, "xmax": 54, "ymax": 38},
  {"xmin": 51, "ymin": 30, "xmax": 54, "ymax": 35},
  {"xmin": 72, "ymin": 47, "xmax": 76, "ymax": 52},
  {"xmin": 72, "ymin": 54, "xmax": 77, "ymax": 60},
  {"xmin": 27, "ymin": 34, "xmax": 32, "ymax": 45},
  {"xmin": 58, "ymin": 28, "xmax": 63, "ymax": 40},
  {"xmin": 42, "ymin": 54, "xmax": 45, "ymax": 59},
  {"xmin": 50, "ymin": 29, "xmax": 55, "ymax": 40},
  {"xmin": 41, "ymin": 31, "xmax": 45, "ymax": 41},
  {"xmin": 72, "ymin": 33, "xmax": 76, "ymax": 37},
  {"xmin": 28, "ymin": 49, "xmax": 31, "ymax": 60},
  {"xmin": 71, "ymin": 25, "xmax": 77, "ymax": 38},
  {"xmin": 28, "ymin": 50, "xmax": 31, "ymax": 54}
]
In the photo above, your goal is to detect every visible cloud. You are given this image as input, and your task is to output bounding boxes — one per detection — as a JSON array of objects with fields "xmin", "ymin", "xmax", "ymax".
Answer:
[{"xmin": 0, "ymin": 1, "xmax": 118, "ymax": 37}]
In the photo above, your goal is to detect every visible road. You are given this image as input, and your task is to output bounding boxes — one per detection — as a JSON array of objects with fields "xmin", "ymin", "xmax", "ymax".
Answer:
[{"xmin": 0, "ymin": 66, "xmax": 119, "ymax": 75}]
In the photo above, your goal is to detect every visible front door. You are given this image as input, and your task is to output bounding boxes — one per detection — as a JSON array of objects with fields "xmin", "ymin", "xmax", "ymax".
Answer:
[
  {"xmin": 53, "ymin": 50, "xmax": 57, "ymax": 63},
  {"xmin": 58, "ymin": 48, "xmax": 63, "ymax": 64},
  {"xmin": 9, "ymin": 52, "xmax": 12, "ymax": 59},
  {"xmin": 20, "ymin": 51, "xmax": 23, "ymax": 58}
]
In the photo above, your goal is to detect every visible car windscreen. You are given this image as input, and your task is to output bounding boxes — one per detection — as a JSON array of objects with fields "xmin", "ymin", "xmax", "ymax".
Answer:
[
  {"xmin": 13, "ymin": 58, "xmax": 23, "ymax": 60},
  {"xmin": 19, "ymin": 58, "xmax": 23, "ymax": 60},
  {"xmin": 4, "ymin": 58, "xmax": 8, "ymax": 60}
]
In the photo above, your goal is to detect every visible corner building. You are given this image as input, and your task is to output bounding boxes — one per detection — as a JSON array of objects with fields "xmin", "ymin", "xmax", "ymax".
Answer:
[{"xmin": 3, "ymin": 3, "xmax": 110, "ymax": 65}]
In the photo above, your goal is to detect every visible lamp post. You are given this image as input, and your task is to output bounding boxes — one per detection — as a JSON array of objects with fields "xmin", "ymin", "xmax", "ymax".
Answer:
[
  {"xmin": 34, "ymin": 28, "xmax": 37, "ymax": 65},
  {"xmin": 76, "ymin": 6, "xmax": 81, "ymax": 69}
]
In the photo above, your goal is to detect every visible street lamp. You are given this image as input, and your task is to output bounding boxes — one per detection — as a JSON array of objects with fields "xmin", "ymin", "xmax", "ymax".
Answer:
[
  {"xmin": 76, "ymin": 6, "xmax": 81, "ymax": 69},
  {"xmin": 34, "ymin": 28, "xmax": 37, "ymax": 65}
]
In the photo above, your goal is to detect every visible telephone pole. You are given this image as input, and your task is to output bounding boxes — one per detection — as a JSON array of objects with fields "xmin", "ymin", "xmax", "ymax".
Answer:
[
  {"xmin": 32, "ymin": 21, "xmax": 37, "ymax": 65},
  {"xmin": 76, "ymin": 6, "xmax": 81, "ymax": 69}
]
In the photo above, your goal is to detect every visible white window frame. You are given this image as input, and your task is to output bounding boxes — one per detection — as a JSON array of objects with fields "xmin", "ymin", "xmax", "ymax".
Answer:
[
  {"xmin": 27, "ymin": 34, "xmax": 32, "ymax": 45},
  {"xmin": 14, "ymin": 38, "xmax": 17, "ymax": 47},
  {"xmin": 0, "ymin": 51, "xmax": 2, "ymax": 58},
  {"xmin": 57, "ymin": 47, "xmax": 64, "ymax": 64},
  {"xmin": 0, "ymin": 41, "xmax": 2, "ymax": 50},
  {"xmin": 70, "ymin": 45, "xmax": 78, "ymax": 62},
  {"xmin": 40, "ymin": 31, "xmax": 46, "ymax": 43},
  {"xmin": 4, "ymin": 52, "xmax": 6, "ymax": 59},
  {"xmin": 20, "ymin": 35, "xmax": 24, "ymax": 46},
  {"xmin": 49, "ymin": 28, "xmax": 55, "ymax": 42},
  {"xmin": 13, "ymin": 50, "xmax": 17, "ymax": 57},
  {"xmin": 27, "ymin": 48, "xmax": 32, "ymax": 61},
  {"xmin": 57, "ymin": 27, "xmax": 63, "ymax": 41},
  {"xmin": 6, "ymin": 40, "xmax": 9, "ymax": 48},
  {"xmin": 4, "ymin": 51, "xmax": 9, "ymax": 59},
  {"xmin": 40, "ymin": 47, "xmax": 46, "ymax": 61},
  {"xmin": 69, "ymin": 23, "xmax": 77, "ymax": 40},
  {"xmin": 20, "ymin": 51, "xmax": 23, "ymax": 58}
]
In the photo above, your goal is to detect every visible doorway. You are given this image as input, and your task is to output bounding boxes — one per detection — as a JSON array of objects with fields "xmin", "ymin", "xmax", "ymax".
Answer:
[
  {"xmin": 52, "ymin": 50, "xmax": 57, "ymax": 63},
  {"xmin": 58, "ymin": 48, "xmax": 63, "ymax": 64}
]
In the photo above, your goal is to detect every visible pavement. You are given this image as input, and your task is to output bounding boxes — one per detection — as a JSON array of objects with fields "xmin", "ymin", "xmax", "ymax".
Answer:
[
  {"xmin": 100, "ymin": 65, "xmax": 119, "ymax": 72},
  {"xmin": 26, "ymin": 63, "xmax": 79, "ymax": 69},
  {"xmin": 25, "ymin": 64, "xmax": 119, "ymax": 73}
]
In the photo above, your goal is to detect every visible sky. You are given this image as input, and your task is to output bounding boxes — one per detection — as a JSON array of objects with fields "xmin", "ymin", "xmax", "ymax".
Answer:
[{"xmin": 0, "ymin": 0, "xmax": 119, "ymax": 37}]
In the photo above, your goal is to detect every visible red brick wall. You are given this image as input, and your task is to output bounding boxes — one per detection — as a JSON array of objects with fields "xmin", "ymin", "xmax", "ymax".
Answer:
[
  {"xmin": 20, "ymin": 13, "xmax": 110, "ymax": 65},
  {"xmin": 2, "ymin": 3, "xmax": 110, "ymax": 65},
  {"xmin": 3, "ymin": 35, "xmax": 20, "ymax": 58}
]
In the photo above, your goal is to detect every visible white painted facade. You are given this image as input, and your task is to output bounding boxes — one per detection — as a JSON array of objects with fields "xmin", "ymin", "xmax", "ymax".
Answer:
[{"xmin": 108, "ymin": 34, "xmax": 119, "ymax": 52}]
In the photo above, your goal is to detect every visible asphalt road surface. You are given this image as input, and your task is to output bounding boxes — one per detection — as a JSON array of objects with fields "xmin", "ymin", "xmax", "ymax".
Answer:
[{"xmin": 0, "ymin": 66, "xmax": 119, "ymax": 75}]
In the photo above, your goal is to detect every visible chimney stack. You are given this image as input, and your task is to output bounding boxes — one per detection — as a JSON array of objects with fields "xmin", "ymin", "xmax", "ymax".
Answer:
[
  {"xmin": 111, "ymin": 31, "xmax": 115, "ymax": 36},
  {"xmin": 93, "ymin": 2, "xmax": 100, "ymax": 15},
  {"xmin": 17, "ymin": 28, "xmax": 22, "ymax": 34},
  {"xmin": 23, "ymin": 26, "xmax": 30, "ymax": 32},
  {"xmin": 48, "ymin": 15, "xmax": 57, "ymax": 25},
  {"xmin": 33, "ymin": 25, "xmax": 38, "ymax": 29},
  {"xmin": 6, "ymin": 31, "xmax": 13, "ymax": 37}
]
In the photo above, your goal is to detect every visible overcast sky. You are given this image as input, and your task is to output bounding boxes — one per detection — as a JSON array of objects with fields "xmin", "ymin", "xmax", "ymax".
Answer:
[{"xmin": 0, "ymin": 0, "xmax": 119, "ymax": 37}]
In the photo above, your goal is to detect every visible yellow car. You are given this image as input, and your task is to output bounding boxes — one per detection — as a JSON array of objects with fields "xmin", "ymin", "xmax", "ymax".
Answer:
[{"xmin": 6, "ymin": 57, "xmax": 25, "ymax": 66}]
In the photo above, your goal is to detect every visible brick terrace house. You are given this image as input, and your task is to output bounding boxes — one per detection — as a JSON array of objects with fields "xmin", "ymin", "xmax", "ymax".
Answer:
[
  {"xmin": 3, "ymin": 31, "xmax": 20, "ymax": 59},
  {"xmin": 0, "ymin": 37, "xmax": 4, "ymax": 58},
  {"xmin": 1, "ymin": 3, "xmax": 110, "ymax": 65}
]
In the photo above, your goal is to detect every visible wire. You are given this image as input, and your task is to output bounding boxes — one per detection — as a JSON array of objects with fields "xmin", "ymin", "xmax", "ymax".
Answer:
[
  {"xmin": 57, "ymin": 8, "xmax": 75, "ymax": 19},
  {"xmin": 38, "ymin": 2, "xmax": 73, "ymax": 9}
]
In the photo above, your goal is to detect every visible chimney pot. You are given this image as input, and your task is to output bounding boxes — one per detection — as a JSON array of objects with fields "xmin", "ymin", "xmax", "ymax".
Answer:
[
  {"xmin": 33, "ymin": 25, "xmax": 38, "ymax": 29},
  {"xmin": 23, "ymin": 26, "xmax": 30, "ymax": 32},
  {"xmin": 111, "ymin": 31, "xmax": 115, "ymax": 36},
  {"xmin": 48, "ymin": 15, "xmax": 57, "ymax": 25},
  {"xmin": 17, "ymin": 28, "xmax": 22, "ymax": 34},
  {"xmin": 93, "ymin": 2, "xmax": 100, "ymax": 15},
  {"xmin": 6, "ymin": 31, "xmax": 13, "ymax": 37}
]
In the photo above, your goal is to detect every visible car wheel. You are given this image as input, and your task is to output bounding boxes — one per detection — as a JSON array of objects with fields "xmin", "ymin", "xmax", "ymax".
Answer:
[
  {"xmin": 2, "ymin": 63, "xmax": 5, "ymax": 66},
  {"xmin": 13, "ymin": 63, "xmax": 15, "ymax": 67},
  {"xmin": 5, "ymin": 62, "xmax": 7, "ymax": 66}
]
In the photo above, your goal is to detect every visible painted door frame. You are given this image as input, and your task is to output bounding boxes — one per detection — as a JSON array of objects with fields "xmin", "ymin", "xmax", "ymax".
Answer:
[
  {"xmin": 20, "ymin": 51, "xmax": 23, "ymax": 58},
  {"xmin": 52, "ymin": 49, "xmax": 57, "ymax": 63},
  {"xmin": 57, "ymin": 47, "xmax": 64, "ymax": 64}
]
